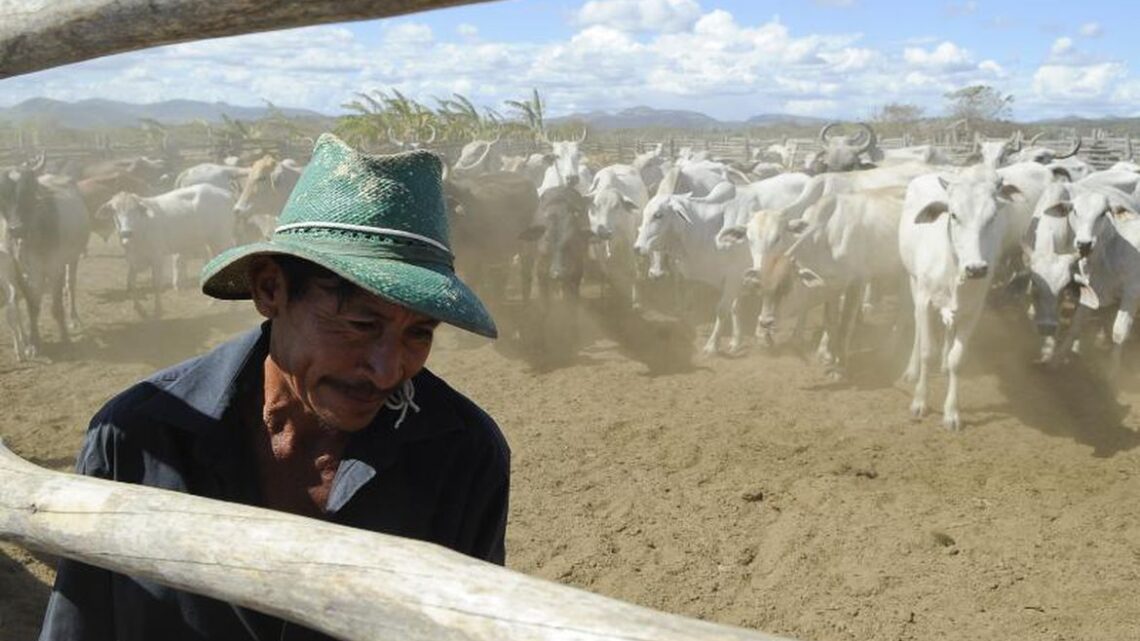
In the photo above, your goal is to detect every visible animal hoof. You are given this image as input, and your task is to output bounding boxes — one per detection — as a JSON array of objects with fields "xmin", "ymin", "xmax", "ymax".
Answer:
[
  {"xmin": 909, "ymin": 401, "xmax": 926, "ymax": 420},
  {"xmin": 942, "ymin": 414, "xmax": 962, "ymax": 431}
]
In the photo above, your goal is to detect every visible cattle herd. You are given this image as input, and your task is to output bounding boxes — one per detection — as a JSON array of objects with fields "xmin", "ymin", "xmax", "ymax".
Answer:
[{"xmin": 2, "ymin": 122, "xmax": 1138, "ymax": 430}]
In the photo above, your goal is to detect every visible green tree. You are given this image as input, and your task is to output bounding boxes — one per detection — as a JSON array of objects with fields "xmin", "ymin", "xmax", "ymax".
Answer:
[{"xmin": 944, "ymin": 85, "xmax": 1013, "ymax": 123}]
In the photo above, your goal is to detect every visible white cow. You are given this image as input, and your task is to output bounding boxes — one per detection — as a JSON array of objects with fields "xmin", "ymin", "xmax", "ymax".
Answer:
[
  {"xmin": 1051, "ymin": 184, "xmax": 1140, "ymax": 379},
  {"xmin": 99, "ymin": 184, "xmax": 236, "ymax": 316},
  {"xmin": 634, "ymin": 168, "xmax": 751, "ymax": 355},
  {"xmin": 452, "ymin": 134, "xmax": 503, "ymax": 177},
  {"xmin": 545, "ymin": 138, "xmax": 594, "ymax": 196},
  {"xmin": 0, "ymin": 246, "xmax": 30, "ymax": 360},
  {"xmin": 587, "ymin": 165, "xmax": 650, "ymax": 305},
  {"xmin": 899, "ymin": 168, "xmax": 1023, "ymax": 429},
  {"xmin": 754, "ymin": 186, "xmax": 907, "ymax": 374},
  {"xmin": 175, "ymin": 162, "xmax": 250, "ymax": 193},
  {"xmin": 1018, "ymin": 183, "xmax": 1080, "ymax": 362},
  {"xmin": 632, "ymin": 144, "xmax": 669, "ymax": 193}
]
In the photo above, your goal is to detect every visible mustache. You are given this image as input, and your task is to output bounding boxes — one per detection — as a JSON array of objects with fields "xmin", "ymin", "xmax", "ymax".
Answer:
[{"xmin": 325, "ymin": 378, "xmax": 393, "ymax": 402}]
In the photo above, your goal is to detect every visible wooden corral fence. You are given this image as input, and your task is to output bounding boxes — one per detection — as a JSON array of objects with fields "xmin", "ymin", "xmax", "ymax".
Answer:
[
  {"xmin": 0, "ymin": 442, "xmax": 793, "ymax": 641},
  {"xmin": 5, "ymin": 131, "xmax": 1132, "ymax": 175}
]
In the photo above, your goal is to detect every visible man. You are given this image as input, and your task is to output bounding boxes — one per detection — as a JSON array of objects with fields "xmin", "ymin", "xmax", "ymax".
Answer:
[{"xmin": 39, "ymin": 135, "xmax": 510, "ymax": 641}]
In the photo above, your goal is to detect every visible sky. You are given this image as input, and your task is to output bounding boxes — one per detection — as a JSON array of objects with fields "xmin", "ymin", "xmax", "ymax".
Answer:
[{"xmin": 1, "ymin": 0, "xmax": 1137, "ymax": 122}]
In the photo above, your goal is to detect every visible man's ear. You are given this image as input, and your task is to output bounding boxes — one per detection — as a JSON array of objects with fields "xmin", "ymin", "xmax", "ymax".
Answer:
[{"xmin": 248, "ymin": 257, "xmax": 286, "ymax": 318}]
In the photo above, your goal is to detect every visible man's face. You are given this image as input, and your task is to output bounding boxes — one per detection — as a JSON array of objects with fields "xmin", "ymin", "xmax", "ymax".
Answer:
[{"xmin": 252, "ymin": 260, "xmax": 439, "ymax": 432}]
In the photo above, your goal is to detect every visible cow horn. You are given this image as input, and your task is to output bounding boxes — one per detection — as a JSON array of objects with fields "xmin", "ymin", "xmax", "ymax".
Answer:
[
  {"xmin": 1055, "ymin": 135, "xmax": 1082, "ymax": 160},
  {"xmin": 387, "ymin": 126, "xmax": 404, "ymax": 147},
  {"xmin": 972, "ymin": 130, "xmax": 981, "ymax": 152},
  {"xmin": 424, "ymin": 124, "xmax": 437, "ymax": 144},
  {"xmin": 1028, "ymin": 132, "xmax": 1045, "ymax": 147},
  {"xmin": 1008, "ymin": 130, "xmax": 1022, "ymax": 152},
  {"xmin": 576, "ymin": 127, "xmax": 588, "ymax": 143},
  {"xmin": 819, "ymin": 122, "xmax": 840, "ymax": 144},
  {"xmin": 854, "ymin": 122, "xmax": 877, "ymax": 154}
]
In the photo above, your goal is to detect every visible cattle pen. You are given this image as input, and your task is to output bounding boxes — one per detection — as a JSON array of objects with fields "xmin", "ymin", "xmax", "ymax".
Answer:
[
  {"xmin": 5, "ymin": 2, "xmax": 1140, "ymax": 641},
  {"xmin": 0, "ymin": 1, "xmax": 799, "ymax": 640}
]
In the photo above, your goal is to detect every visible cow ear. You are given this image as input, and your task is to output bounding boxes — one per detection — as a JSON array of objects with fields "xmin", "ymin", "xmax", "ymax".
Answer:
[
  {"xmin": 621, "ymin": 196, "xmax": 639, "ymax": 211},
  {"xmin": 1112, "ymin": 204, "xmax": 1140, "ymax": 221},
  {"xmin": 786, "ymin": 219, "xmax": 809, "ymax": 234},
  {"xmin": 998, "ymin": 183, "xmax": 1024, "ymax": 203},
  {"xmin": 518, "ymin": 225, "xmax": 545, "ymax": 241},
  {"xmin": 673, "ymin": 204, "xmax": 693, "ymax": 224},
  {"xmin": 1051, "ymin": 166, "xmax": 1072, "ymax": 182},
  {"xmin": 1043, "ymin": 201, "xmax": 1071, "ymax": 218},
  {"xmin": 797, "ymin": 267, "xmax": 826, "ymax": 288},
  {"xmin": 716, "ymin": 225, "xmax": 747, "ymax": 247},
  {"xmin": 914, "ymin": 201, "xmax": 949, "ymax": 224}
]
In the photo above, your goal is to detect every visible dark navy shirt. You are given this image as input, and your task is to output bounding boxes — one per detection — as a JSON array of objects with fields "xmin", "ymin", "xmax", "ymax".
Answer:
[{"xmin": 38, "ymin": 323, "xmax": 510, "ymax": 641}]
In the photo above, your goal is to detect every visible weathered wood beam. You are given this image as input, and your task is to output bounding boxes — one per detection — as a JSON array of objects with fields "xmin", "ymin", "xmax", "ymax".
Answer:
[
  {"xmin": 0, "ymin": 441, "xmax": 797, "ymax": 641},
  {"xmin": 0, "ymin": 0, "xmax": 499, "ymax": 79}
]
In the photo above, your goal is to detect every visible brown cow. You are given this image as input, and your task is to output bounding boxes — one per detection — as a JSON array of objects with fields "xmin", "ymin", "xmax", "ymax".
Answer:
[
  {"xmin": 76, "ymin": 172, "xmax": 151, "ymax": 240},
  {"xmin": 232, "ymin": 155, "xmax": 303, "ymax": 242}
]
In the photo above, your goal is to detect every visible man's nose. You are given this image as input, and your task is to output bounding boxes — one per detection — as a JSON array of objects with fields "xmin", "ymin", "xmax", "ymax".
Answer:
[{"xmin": 362, "ymin": 338, "xmax": 405, "ymax": 391}]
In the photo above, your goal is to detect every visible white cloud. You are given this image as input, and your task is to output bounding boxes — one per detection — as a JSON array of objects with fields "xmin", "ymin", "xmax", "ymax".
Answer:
[
  {"xmin": 576, "ymin": 0, "xmax": 701, "ymax": 33},
  {"xmin": 903, "ymin": 41, "xmax": 974, "ymax": 71},
  {"xmin": 1051, "ymin": 37, "xmax": 1073, "ymax": 56},
  {"xmin": 457, "ymin": 23, "xmax": 478, "ymax": 38},
  {"xmin": 1079, "ymin": 22, "xmax": 1102, "ymax": 38},
  {"xmin": 784, "ymin": 99, "xmax": 838, "ymax": 114},
  {"xmin": 382, "ymin": 22, "xmax": 433, "ymax": 44},
  {"xmin": 813, "ymin": 0, "xmax": 855, "ymax": 7},
  {"xmin": 945, "ymin": 1, "xmax": 978, "ymax": 17},
  {"xmin": 978, "ymin": 59, "xmax": 1005, "ymax": 76},
  {"xmin": 1033, "ymin": 62, "xmax": 1126, "ymax": 100}
]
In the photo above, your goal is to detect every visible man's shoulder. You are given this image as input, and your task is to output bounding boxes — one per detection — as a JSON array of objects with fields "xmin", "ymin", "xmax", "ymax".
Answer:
[{"xmin": 413, "ymin": 368, "xmax": 510, "ymax": 461}]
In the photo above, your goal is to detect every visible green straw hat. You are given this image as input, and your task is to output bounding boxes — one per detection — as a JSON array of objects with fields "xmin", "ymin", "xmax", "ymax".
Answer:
[{"xmin": 201, "ymin": 133, "xmax": 496, "ymax": 338}]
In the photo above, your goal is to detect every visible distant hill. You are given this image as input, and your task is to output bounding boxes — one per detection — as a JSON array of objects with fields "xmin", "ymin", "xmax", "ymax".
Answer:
[
  {"xmin": 0, "ymin": 98, "xmax": 331, "ymax": 129},
  {"xmin": 548, "ymin": 106, "xmax": 827, "ymax": 131}
]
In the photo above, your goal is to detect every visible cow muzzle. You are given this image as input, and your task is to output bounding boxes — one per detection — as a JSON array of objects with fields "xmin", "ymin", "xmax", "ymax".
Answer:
[
  {"xmin": 963, "ymin": 263, "xmax": 989, "ymax": 280},
  {"xmin": 1077, "ymin": 240, "xmax": 1093, "ymax": 258}
]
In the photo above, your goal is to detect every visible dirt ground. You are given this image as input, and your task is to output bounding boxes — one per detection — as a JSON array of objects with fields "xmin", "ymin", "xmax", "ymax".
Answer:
[{"xmin": 2, "ymin": 238, "xmax": 1140, "ymax": 641}]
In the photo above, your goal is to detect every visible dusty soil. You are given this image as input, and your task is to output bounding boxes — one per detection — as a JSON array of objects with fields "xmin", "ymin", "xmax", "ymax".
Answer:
[{"xmin": 2, "ymin": 238, "xmax": 1140, "ymax": 641}]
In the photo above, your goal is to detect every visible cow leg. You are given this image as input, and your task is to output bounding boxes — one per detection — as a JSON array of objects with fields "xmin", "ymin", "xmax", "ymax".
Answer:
[
  {"xmin": 4, "ymin": 285, "xmax": 27, "ymax": 361},
  {"xmin": 1053, "ymin": 304, "xmax": 1092, "ymax": 367},
  {"xmin": 703, "ymin": 294, "xmax": 730, "ymax": 355},
  {"xmin": 727, "ymin": 295, "xmax": 744, "ymax": 355},
  {"xmin": 830, "ymin": 281, "xmax": 864, "ymax": 379},
  {"xmin": 1108, "ymin": 301, "xmax": 1137, "ymax": 382},
  {"xmin": 151, "ymin": 261, "xmax": 163, "ymax": 318},
  {"xmin": 171, "ymin": 254, "xmax": 183, "ymax": 291},
  {"xmin": 64, "ymin": 258, "xmax": 82, "ymax": 332},
  {"xmin": 816, "ymin": 301, "xmax": 837, "ymax": 364},
  {"xmin": 50, "ymin": 276, "xmax": 70, "ymax": 347},
  {"xmin": 942, "ymin": 308, "xmax": 982, "ymax": 431},
  {"xmin": 910, "ymin": 294, "xmax": 935, "ymax": 420}
]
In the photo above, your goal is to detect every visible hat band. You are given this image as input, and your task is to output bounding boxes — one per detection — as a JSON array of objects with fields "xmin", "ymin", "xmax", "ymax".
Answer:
[
  {"xmin": 275, "ymin": 222, "xmax": 452, "ymax": 255},
  {"xmin": 273, "ymin": 223, "xmax": 454, "ymax": 269}
]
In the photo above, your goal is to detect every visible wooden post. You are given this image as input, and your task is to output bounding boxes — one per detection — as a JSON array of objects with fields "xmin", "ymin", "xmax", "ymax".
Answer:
[{"xmin": 0, "ymin": 442, "xmax": 796, "ymax": 641}]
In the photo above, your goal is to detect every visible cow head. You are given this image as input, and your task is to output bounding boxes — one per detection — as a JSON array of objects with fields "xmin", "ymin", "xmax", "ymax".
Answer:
[
  {"xmin": 1, "ymin": 153, "xmax": 47, "ymax": 249},
  {"xmin": 453, "ymin": 131, "xmax": 503, "ymax": 176},
  {"xmin": 913, "ymin": 172, "xmax": 1020, "ymax": 281},
  {"xmin": 1068, "ymin": 186, "xmax": 1140, "ymax": 258},
  {"xmin": 1020, "ymin": 192, "xmax": 1080, "ymax": 336},
  {"xmin": 529, "ymin": 187, "xmax": 592, "ymax": 293},
  {"xmin": 815, "ymin": 122, "xmax": 879, "ymax": 172},
  {"xmin": 101, "ymin": 191, "xmax": 156, "ymax": 257},
  {"xmin": 1014, "ymin": 134, "xmax": 1082, "ymax": 165},
  {"xmin": 634, "ymin": 193, "xmax": 691, "ymax": 263},
  {"xmin": 587, "ymin": 187, "xmax": 639, "ymax": 241},
  {"xmin": 387, "ymin": 124, "xmax": 437, "ymax": 151}
]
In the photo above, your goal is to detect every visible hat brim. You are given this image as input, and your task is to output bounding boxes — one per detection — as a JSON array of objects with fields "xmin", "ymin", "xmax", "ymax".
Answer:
[{"xmin": 200, "ymin": 239, "xmax": 498, "ymax": 339}]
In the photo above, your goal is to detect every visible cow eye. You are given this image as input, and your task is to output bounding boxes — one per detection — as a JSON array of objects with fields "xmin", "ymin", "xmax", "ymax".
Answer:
[{"xmin": 652, "ymin": 211, "xmax": 664, "ymax": 220}]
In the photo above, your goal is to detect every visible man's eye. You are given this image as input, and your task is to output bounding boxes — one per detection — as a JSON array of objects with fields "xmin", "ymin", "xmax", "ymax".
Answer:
[
  {"xmin": 347, "ymin": 319, "xmax": 379, "ymax": 331},
  {"xmin": 410, "ymin": 326, "xmax": 436, "ymax": 341}
]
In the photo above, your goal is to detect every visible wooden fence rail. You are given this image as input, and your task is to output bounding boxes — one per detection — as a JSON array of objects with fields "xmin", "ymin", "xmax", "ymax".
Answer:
[{"xmin": 0, "ymin": 441, "xmax": 797, "ymax": 641}]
